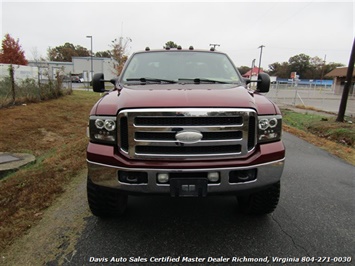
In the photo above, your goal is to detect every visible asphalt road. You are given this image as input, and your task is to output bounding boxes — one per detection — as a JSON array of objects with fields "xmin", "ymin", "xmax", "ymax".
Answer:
[
  {"xmin": 3, "ymin": 133, "xmax": 353, "ymax": 266},
  {"xmin": 51, "ymin": 132, "xmax": 353, "ymax": 266}
]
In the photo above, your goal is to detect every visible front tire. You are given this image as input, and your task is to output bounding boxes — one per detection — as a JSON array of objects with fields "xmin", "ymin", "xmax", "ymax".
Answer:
[
  {"xmin": 237, "ymin": 182, "xmax": 280, "ymax": 215},
  {"xmin": 87, "ymin": 178, "xmax": 128, "ymax": 217}
]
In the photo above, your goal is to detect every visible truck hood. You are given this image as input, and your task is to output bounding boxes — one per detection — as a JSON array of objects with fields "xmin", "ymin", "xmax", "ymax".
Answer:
[{"xmin": 91, "ymin": 84, "xmax": 278, "ymax": 115}]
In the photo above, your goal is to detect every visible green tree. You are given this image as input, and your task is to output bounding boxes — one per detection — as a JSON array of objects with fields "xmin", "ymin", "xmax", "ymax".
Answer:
[
  {"xmin": 47, "ymin": 42, "xmax": 90, "ymax": 62},
  {"xmin": 322, "ymin": 62, "xmax": 344, "ymax": 78},
  {"xmin": 268, "ymin": 62, "xmax": 290, "ymax": 78},
  {"xmin": 305, "ymin": 56, "xmax": 324, "ymax": 79},
  {"xmin": 288, "ymin": 53, "xmax": 311, "ymax": 79},
  {"xmin": 95, "ymin": 51, "xmax": 111, "ymax": 58},
  {"xmin": 267, "ymin": 53, "xmax": 343, "ymax": 79},
  {"xmin": 0, "ymin": 33, "xmax": 28, "ymax": 65},
  {"xmin": 164, "ymin": 41, "xmax": 179, "ymax": 49},
  {"xmin": 237, "ymin": 66, "xmax": 250, "ymax": 75}
]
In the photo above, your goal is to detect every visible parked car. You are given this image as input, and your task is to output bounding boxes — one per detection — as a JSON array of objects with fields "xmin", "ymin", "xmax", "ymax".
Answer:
[{"xmin": 71, "ymin": 75, "xmax": 82, "ymax": 83}]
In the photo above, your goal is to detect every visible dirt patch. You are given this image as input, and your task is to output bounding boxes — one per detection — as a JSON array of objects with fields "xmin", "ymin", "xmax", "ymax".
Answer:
[{"xmin": 39, "ymin": 128, "xmax": 65, "ymax": 144}]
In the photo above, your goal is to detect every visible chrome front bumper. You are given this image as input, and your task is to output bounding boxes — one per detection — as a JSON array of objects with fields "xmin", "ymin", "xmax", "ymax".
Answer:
[{"xmin": 87, "ymin": 158, "xmax": 285, "ymax": 195}]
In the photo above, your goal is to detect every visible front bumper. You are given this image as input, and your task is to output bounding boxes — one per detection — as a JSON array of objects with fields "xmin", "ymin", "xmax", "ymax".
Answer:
[{"xmin": 87, "ymin": 157, "xmax": 285, "ymax": 195}]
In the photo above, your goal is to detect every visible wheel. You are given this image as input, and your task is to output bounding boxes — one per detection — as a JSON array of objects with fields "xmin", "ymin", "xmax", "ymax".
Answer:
[
  {"xmin": 87, "ymin": 178, "xmax": 128, "ymax": 217},
  {"xmin": 237, "ymin": 182, "xmax": 280, "ymax": 215}
]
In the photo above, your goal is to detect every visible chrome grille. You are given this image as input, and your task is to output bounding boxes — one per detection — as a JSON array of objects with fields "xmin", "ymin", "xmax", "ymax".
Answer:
[{"xmin": 118, "ymin": 108, "xmax": 257, "ymax": 160}]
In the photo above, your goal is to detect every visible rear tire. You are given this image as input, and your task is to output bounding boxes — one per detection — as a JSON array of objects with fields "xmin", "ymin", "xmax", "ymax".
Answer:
[
  {"xmin": 87, "ymin": 178, "xmax": 128, "ymax": 217},
  {"xmin": 237, "ymin": 182, "xmax": 280, "ymax": 215}
]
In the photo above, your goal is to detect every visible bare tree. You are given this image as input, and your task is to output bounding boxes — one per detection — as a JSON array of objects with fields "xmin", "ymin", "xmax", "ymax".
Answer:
[{"xmin": 111, "ymin": 37, "xmax": 131, "ymax": 76}]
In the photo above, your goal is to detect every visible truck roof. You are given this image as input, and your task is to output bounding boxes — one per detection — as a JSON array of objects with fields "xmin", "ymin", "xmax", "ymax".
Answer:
[{"xmin": 141, "ymin": 46, "xmax": 222, "ymax": 53}]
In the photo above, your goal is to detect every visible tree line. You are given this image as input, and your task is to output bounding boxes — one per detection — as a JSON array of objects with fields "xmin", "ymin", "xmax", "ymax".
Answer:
[
  {"xmin": 0, "ymin": 34, "xmax": 130, "ymax": 76},
  {"xmin": 46, "ymin": 37, "xmax": 131, "ymax": 76},
  {"xmin": 0, "ymin": 34, "xmax": 345, "ymax": 79},
  {"xmin": 238, "ymin": 53, "xmax": 343, "ymax": 80}
]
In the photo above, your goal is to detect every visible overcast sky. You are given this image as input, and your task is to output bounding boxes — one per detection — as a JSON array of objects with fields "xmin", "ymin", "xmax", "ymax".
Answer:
[{"xmin": 1, "ymin": 1, "xmax": 354, "ymax": 69}]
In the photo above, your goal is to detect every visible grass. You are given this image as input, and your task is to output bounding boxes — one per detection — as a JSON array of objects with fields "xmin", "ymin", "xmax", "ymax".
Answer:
[
  {"xmin": 0, "ymin": 90, "xmax": 101, "ymax": 250},
  {"xmin": 282, "ymin": 108, "xmax": 355, "ymax": 165},
  {"xmin": 0, "ymin": 93, "xmax": 354, "ymax": 250}
]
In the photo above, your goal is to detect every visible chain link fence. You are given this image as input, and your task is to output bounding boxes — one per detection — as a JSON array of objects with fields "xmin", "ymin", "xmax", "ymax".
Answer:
[
  {"xmin": 266, "ymin": 83, "xmax": 355, "ymax": 117},
  {"xmin": 0, "ymin": 64, "xmax": 72, "ymax": 108}
]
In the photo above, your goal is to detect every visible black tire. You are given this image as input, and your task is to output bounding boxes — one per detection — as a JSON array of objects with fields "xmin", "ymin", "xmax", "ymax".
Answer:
[
  {"xmin": 237, "ymin": 182, "xmax": 280, "ymax": 215},
  {"xmin": 87, "ymin": 178, "xmax": 128, "ymax": 217}
]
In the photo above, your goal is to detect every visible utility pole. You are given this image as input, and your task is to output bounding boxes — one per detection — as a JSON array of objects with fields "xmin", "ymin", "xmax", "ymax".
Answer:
[
  {"xmin": 320, "ymin": 54, "xmax": 327, "ymax": 81},
  {"xmin": 336, "ymin": 38, "xmax": 355, "ymax": 122},
  {"xmin": 258, "ymin": 45, "xmax": 265, "ymax": 75}
]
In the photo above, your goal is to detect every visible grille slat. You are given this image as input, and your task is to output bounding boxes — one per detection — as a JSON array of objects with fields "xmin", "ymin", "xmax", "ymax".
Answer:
[
  {"xmin": 135, "ymin": 116, "xmax": 242, "ymax": 126},
  {"xmin": 248, "ymin": 116, "xmax": 256, "ymax": 150},
  {"xmin": 119, "ymin": 117, "xmax": 129, "ymax": 151},
  {"xmin": 135, "ymin": 131, "xmax": 242, "ymax": 141}
]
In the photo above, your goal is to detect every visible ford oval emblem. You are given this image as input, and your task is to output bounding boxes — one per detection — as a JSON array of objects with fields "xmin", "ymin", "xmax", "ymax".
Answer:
[{"xmin": 175, "ymin": 131, "xmax": 203, "ymax": 144}]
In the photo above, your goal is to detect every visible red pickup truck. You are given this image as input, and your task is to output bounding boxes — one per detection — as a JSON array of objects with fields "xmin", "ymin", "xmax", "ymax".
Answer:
[{"xmin": 87, "ymin": 47, "xmax": 285, "ymax": 217}]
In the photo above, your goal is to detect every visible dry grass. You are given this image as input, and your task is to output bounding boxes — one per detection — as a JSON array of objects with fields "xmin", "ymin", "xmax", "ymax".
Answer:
[
  {"xmin": 0, "ymin": 91, "xmax": 100, "ymax": 250},
  {"xmin": 282, "ymin": 109, "xmax": 355, "ymax": 165}
]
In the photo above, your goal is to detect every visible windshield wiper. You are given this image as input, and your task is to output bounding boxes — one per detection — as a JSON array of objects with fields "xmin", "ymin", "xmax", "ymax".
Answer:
[
  {"xmin": 178, "ymin": 78, "xmax": 236, "ymax": 84},
  {"xmin": 126, "ymin": 78, "xmax": 177, "ymax": 84}
]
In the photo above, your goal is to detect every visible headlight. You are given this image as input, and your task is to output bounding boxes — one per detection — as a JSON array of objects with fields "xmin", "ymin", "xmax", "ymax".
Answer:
[
  {"xmin": 89, "ymin": 116, "xmax": 117, "ymax": 144},
  {"xmin": 258, "ymin": 115, "xmax": 282, "ymax": 143}
]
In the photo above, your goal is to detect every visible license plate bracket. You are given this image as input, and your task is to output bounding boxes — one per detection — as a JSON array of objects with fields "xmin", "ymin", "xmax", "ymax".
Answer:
[{"xmin": 170, "ymin": 178, "xmax": 208, "ymax": 197}]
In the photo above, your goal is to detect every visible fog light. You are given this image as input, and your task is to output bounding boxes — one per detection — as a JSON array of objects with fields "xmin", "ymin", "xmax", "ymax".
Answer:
[
  {"xmin": 208, "ymin": 172, "xmax": 220, "ymax": 182},
  {"xmin": 118, "ymin": 171, "xmax": 148, "ymax": 184},
  {"xmin": 157, "ymin": 173, "xmax": 169, "ymax": 183},
  {"xmin": 229, "ymin": 169, "xmax": 257, "ymax": 183}
]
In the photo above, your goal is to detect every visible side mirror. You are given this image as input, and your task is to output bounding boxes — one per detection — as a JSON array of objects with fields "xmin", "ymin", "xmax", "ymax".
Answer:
[
  {"xmin": 92, "ymin": 73, "xmax": 118, "ymax": 92},
  {"xmin": 256, "ymin": 73, "xmax": 270, "ymax": 93},
  {"xmin": 93, "ymin": 73, "xmax": 105, "ymax": 92}
]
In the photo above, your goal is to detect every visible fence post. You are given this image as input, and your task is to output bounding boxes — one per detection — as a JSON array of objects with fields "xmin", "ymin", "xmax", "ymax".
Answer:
[{"xmin": 9, "ymin": 65, "xmax": 15, "ymax": 105}]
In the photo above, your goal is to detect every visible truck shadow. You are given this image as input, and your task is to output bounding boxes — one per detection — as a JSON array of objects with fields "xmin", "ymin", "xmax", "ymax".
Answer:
[{"xmin": 82, "ymin": 196, "xmax": 280, "ymax": 258}]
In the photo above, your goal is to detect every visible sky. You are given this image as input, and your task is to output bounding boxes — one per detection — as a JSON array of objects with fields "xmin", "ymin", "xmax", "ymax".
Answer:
[{"xmin": 1, "ymin": 0, "xmax": 354, "ymax": 70}]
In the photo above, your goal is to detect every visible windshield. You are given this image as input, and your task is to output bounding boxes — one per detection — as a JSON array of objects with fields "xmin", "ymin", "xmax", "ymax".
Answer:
[{"xmin": 121, "ymin": 51, "xmax": 242, "ymax": 84}]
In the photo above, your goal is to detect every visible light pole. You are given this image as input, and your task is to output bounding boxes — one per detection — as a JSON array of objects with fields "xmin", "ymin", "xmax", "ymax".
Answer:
[
  {"xmin": 86, "ymin": 35, "xmax": 93, "ymax": 81},
  {"xmin": 258, "ymin": 45, "xmax": 265, "ymax": 75}
]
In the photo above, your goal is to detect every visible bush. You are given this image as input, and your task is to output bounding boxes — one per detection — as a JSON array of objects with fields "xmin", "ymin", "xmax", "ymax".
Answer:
[{"xmin": 0, "ymin": 77, "xmax": 72, "ymax": 108}]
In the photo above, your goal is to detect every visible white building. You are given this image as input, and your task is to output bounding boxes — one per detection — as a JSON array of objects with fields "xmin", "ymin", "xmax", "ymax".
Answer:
[
  {"xmin": 0, "ymin": 63, "xmax": 39, "ymax": 80},
  {"xmin": 72, "ymin": 57, "xmax": 116, "ymax": 82},
  {"xmin": 28, "ymin": 57, "xmax": 117, "ymax": 82}
]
